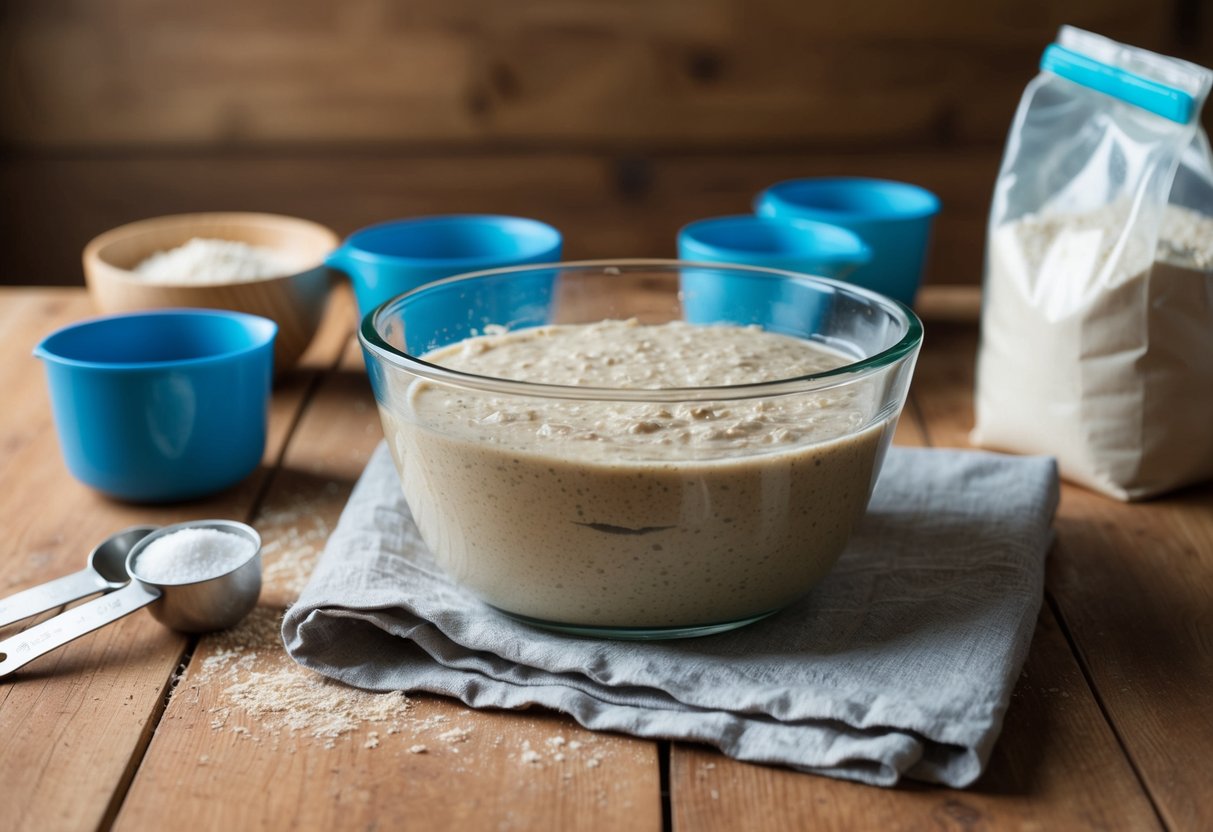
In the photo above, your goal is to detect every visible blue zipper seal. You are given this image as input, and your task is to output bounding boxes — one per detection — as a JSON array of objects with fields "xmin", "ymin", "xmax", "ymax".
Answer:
[{"xmin": 1041, "ymin": 44, "xmax": 1195, "ymax": 124}]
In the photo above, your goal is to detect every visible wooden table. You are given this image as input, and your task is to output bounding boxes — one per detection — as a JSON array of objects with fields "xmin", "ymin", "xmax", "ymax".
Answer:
[{"xmin": 1, "ymin": 285, "xmax": 1210, "ymax": 831}]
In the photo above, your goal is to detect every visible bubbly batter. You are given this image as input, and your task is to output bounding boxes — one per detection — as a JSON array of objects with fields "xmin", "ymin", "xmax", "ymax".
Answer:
[{"xmin": 379, "ymin": 320, "xmax": 889, "ymax": 629}]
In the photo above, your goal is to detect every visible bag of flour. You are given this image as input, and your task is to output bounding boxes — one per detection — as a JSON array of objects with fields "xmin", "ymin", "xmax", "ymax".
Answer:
[{"xmin": 973, "ymin": 26, "xmax": 1213, "ymax": 500}]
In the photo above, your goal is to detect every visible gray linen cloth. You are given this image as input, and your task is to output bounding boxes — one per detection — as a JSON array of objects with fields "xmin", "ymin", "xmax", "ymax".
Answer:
[{"xmin": 283, "ymin": 442, "xmax": 1058, "ymax": 788}]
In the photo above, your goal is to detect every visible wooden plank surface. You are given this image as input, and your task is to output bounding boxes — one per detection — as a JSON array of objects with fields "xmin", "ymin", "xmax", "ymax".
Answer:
[
  {"xmin": 0, "ymin": 1, "xmax": 1188, "ymax": 148},
  {"xmin": 114, "ymin": 334, "xmax": 664, "ymax": 831},
  {"xmin": 914, "ymin": 321, "xmax": 1213, "ymax": 832},
  {"xmin": 671, "ymin": 607, "xmax": 1161, "ymax": 831},
  {"xmin": 0, "ymin": 287, "xmax": 351, "ymax": 832},
  {"xmin": 1047, "ymin": 491, "xmax": 1213, "ymax": 832},
  {"xmin": 5, "ymin": 1, "xmax": 1211, "ymax": 298},
  {"xmin": 4, "ymin": 285, "xmax": 1210, "ymax": 830}
]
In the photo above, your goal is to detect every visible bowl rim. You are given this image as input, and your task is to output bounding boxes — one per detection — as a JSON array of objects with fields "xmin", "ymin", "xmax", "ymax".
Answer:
[
  {"xmin": 34, "ymin": 307, "xmax": 279, "ymax": 372},
  {"xmin": 359, "ymin": 258, "xmax": 923, "ymax": 402},
  {"xmin": 83, "ymin": 211, "xmax": 340, "ymax": 286}
]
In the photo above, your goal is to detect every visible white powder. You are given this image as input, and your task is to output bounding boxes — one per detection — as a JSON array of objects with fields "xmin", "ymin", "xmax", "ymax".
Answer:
[
  {"xmin": 974, "ymin": 203, "xmax": 1213, "ymax": 499},
  {"xmin": 135, "ymin": 528, "xmax": 255, "ymax": 584},
  {"xmin": 134, "ymin": 237, "xmax": 296, "ymax": 284},
  {"xmin": 171, "ymin": 519, "xmax": 427, "ymax": 749},
  {"xmin": 199, "ymin": 607, "xmax": 414, "ymax": 741},
  {"xmin": 436, "ymin": 727, "xmax": 472, "ymax": 744},
  {"xmin": 513, "ymin": 736, "xmax": 603, "ymax": 770}
]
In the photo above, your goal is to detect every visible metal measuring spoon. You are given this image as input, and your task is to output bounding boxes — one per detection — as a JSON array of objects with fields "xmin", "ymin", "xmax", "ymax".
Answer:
[
  {"xmin": 0, "ymin": 520, "xmax": 261, "ymax": 679},
  {"xmin": 0, "ymin": 525, "xmax": 157, "ymax": 630}
]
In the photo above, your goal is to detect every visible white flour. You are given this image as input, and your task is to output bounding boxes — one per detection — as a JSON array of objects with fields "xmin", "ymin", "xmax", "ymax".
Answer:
[
  {"xmin": 134, "ymin": 528, "xmax": 254, "ymax": 584},
  {"xmin": 198, "ymin": 606, "xmax": 416, "ymax": 743},
  {"xmin": 974, "ymin": 203, "xmax": 1213, "ymax": 499},
  {"xmin": 134, "ymin": 237, "xmax": 296, "ymax": 283}
]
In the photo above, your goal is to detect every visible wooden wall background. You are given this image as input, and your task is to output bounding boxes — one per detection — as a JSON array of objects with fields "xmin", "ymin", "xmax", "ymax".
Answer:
[{"xmin": 2, "ymin": 0, "xmax": 1210, "ymax": 286}]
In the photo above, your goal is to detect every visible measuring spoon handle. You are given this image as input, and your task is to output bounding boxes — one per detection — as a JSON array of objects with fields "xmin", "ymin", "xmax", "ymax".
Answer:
[
  {"xmin": 0, "ymin": 569, "xmax": 114, "ymax": 630},
  {"xmin": 0, "ymin": 582, "xmax": 161, "ymax": 678}
]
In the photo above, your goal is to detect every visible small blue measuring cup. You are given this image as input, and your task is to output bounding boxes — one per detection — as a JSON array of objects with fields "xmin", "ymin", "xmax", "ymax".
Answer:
[
  {"xmin": 678, "ymin": 214, "xmax": 871, "ymax": 278},
  {"xmin": 755, "ymin": 177, "xmax": 940, "ymax": 306},
  {"xmin": 677, "ymin": 215, "xmax": 870, "ymax": 327},
  {"xmin": 35, "ymin": 309, "xmax": 276, "ymax": 503},
  {"xmin": 326, "ymin": 214, "xmax": 563, "ymax": 319}
]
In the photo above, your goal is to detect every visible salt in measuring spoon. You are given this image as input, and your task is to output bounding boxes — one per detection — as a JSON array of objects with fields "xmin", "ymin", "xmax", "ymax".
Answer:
[
  {"xmin": 0, "ymin": 520, "xmax": 261, "ymax": 679},
  {"xmin": 0, "ymin": 525, "xmax": 157, "ymax": 630}
]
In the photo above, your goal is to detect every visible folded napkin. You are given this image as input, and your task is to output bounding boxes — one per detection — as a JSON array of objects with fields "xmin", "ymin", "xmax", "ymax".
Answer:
[{"xmin": 283, "ymin": 442, "xmax": 1058, "ymax": 787}]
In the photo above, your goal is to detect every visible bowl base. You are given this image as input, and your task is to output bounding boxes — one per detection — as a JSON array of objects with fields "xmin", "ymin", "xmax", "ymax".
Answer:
[{"xmin": 489, "ymin": 606, "xmax": 779, "ymax": 640}]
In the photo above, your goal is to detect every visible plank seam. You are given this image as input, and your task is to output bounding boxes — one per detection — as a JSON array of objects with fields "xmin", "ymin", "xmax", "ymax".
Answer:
[
  {"xmin": 1044, "ymin": 592, "xmax": 1170, "ymax": 831},
  {"xmin": 97, "ymin": 640, "xmax": 188, "ymax": 832},
  {"xmin": 659, "ymin": 740, "xmax": 672, "ymax": 832}
]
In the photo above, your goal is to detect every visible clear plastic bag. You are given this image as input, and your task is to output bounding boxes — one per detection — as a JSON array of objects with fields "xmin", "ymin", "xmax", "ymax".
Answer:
[{"xmin": 973, "ymin": 26, "xmax": 1213, "ymax": 500}]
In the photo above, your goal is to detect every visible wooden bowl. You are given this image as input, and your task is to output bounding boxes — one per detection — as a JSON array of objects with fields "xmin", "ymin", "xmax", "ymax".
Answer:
[{"xmin": 84, "ymin": 212, "xmax": 339, "ymax": 373}]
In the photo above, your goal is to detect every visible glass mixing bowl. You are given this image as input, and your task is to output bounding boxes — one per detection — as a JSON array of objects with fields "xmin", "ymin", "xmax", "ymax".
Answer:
[{"xmin": 359, "ymin": 260, "xmax": 922, "ymax": 638}]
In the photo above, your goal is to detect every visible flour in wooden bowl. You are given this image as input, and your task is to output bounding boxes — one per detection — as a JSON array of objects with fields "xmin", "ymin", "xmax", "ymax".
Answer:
[{"xmin": 135, "ymin": 238, "xmax": 298, "ymax": 284}]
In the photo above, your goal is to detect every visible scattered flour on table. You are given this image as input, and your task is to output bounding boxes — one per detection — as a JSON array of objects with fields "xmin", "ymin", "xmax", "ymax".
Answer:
[
  {"xmin": 176, "ymin": 491, "xmax": 619, "ymax": 771},
  {"xmin": 134, "ymin": 237, "xmax": 298, "ymax": 284},
  {"xmin": 257, "ymin": 490, "xmax": 338, "ymax": 596},
  {"xmin": 197, "ymin": 607, "xmax": 414, "ymax": 743},
  {"xmin": 436, "ymin": 727, "xmax": 473, "ymax": 744},
  {"xmin": 177, "ymin": 508, "xmax": 418, "ymax": 750},
  {"xmin": 516, "ymin": 735, "xmax": 605, "ymax": 770},
  {"xmin": 178, "ymin": 525, "xmax": 485, "ymax": 755}
]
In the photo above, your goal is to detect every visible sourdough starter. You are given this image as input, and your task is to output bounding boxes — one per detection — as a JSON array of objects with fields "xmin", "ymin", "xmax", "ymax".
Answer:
[{"xmin": 380, "ymin": 320, "xmax": 889, "ymax": 628}]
